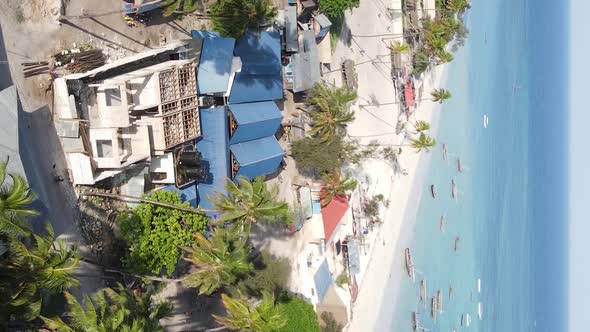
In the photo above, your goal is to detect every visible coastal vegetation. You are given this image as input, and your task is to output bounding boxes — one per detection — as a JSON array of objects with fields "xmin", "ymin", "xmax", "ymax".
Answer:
[
  {"xmin": 209, "ymin": 176, "xmax": 291, "ymax": 225},
  {"xmin": 119, "ymin": 190, "xmax": 208, "ymax": 276},
  {"xmin": 291, "ymin": 136, "xmax": 355, "ymax": 178},
  {"xmin": 236, "ymin": 250, "xmax": 291, "ymax": 298},
  {"xmin": 411, "ymin": 133, "xmax": 437, "ymax": 152},
  {"xmin": 319, "ymin": 0, "xmax": 360, "ymax": 18},
  {"xmin": 306, "ymin": 83, "xmax": 357, "ymax": 142},
  {"xmin": 277, "ymin": 294, "xmax": 321, "ymax": 332},
  {"xmin": 182, "ymin": 226, "xmax": 252, "ymax": 295},
  {"xmin": 0, "ymin": 160, "xmax": 38, "ymax": 236},
  {"xmin": 210, "ymin": 0, "xmax": 278, "ymax": 38},
  {"xmin": 320, "ymin": 171, "xmax": 358, "ymax": 206},
  {"xmin": 41, "ymin": 285, "xmax": 173, "ymax": 331},
  {"xmin": 161, "ymin": 0, "xmax": 199, "ymax": 16},
  {"xmin": 431, "ymin": 88, "xmax": 452, "ymax": 103},
  {"xmin": 213, "ymin": 291, "xmax": 287, "ymax": 331}
]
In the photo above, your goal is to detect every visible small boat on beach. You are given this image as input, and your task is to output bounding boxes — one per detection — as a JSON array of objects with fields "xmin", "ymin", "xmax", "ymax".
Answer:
[
  {"xmin": 457, "ymin": 158, "xmax": 463, "ymax": 173},
  {"xmin": 442, "ymin": 144, "xmax": 448, "ymax": 160},
  {"xmin": 439, "ymin": 215, "xmax": 445, "ymax": 232},
  {"xmin": 430, "ymin": 185, "xmax": 436, "ymax": 198},
  {"xmin": 405, "ymin": 248, "xmax": 415, "ymax": 280},
  {"xmin": 419, "ymin": 280, "xmax": 426, "ymax": 305},
  {"xmin": 478, "ymin": 302, "xmax": 483, "ymax": 320},
  {"xmin": 451, "ymin": 179, "xmax": 457, "ymax": 199},
  {"xmin": 454, "ymin": 237, "xmax": 460, "ymax": 252}
]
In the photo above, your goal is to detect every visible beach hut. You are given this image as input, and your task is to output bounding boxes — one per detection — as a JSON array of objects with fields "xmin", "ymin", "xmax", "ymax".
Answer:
[{"xmin": 230, "ymin": 136, "xmax": 284, "ymax": 179}]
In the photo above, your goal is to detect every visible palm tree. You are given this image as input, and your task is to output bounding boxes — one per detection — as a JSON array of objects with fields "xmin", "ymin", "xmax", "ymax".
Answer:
[
  {"xmin": 446, "ymin": 0, "xmax": 471, "ymax": 13},
  {"xmin": 160, "ymin": 0, "xmax": 199, "ymax": 17},
  {"xmin": 41, "ymin": 285, "xmax": 173, "ymax": 331},
  {"xmin": 410, "ymin": 133, "xmax": 437, "ymax": 152},
  {"xmin": 320, "ymin": 172, "xmax": 357, "ymax": 207},
  {"xmin": 436, "ymin": 50, "xmax": 454, "ymax": 64},
  {"xmin": 306, "ymin": 83, "xmax": 357, "ymax": 142},
  {"xmin": 209, "ymin": 176, "xmax": 290, "ymax": 225},
  {"xmin": 212, "ymin": 292, "xmax": 286, "ymax": 331},
  {"xmin": 412, "ymin": 120, "xmax": 431, "ymax": 134},
  {"xmin": 0, "ymin": 160, "xmax": 38, "ymax": 236},
  {"xmin": 431, "ymin": 89, "xmax": 452, "ymax": 103},
  {"xmin": 183, "ymin": 226, "xmax": 252, "ymax": 295},
  {"xmin": 210, "ymin": 0, "xmax": 278, "ymax": 38},
  {"xmin": 0, "ymin": 223, "xmax": 79, "ymax": 325},
  {"xmin": 388, "ymin": 41, "xmax": 410, "ymax": 55}
]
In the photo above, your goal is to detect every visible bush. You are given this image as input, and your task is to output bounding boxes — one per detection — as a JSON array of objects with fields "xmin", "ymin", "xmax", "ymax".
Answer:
[
  {"xmin": 335, "ymin": 271, "xmax": 349, "ymax": 286},
  {"xmin": 320, "ymin": 312, "xmax": 344, "ymax": 332},
  {"xmin": 236, "ymin": 250, "xmax": 291, "ymax": 297},
  {"xmin": 413, "ymin": 47, "xmax": 430, "ymax": 75},
  {"xmin": 119, "ymin": 190, "xmax": 208, "ymax": 276},
  {"xmin": 277, "ymin": 294, "xmax": 321, "ymax": 332},
  {"xmin": 319, "ymin": 0, "xmax": 360, "ymax": 18},
  {"xmin": 291, "ymin": 137, "xmax": 356, "ymax": 178}
]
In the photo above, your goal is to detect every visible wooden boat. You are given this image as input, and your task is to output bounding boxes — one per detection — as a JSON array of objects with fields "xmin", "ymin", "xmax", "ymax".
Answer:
[
  {"xmin": 457, "ymin": 158, "xmax": 463, "ymax": 173},
  {"xmin": 454, "ymin": 236, "xmax": 460, "ymax": 252},
  {"xmin": 430, "ymin": 184, "xmax": 436, "ymax": 198},
  {"xmin": 412, "ymin": 312, "xmax": 418, "ymax": 332},
  {"xmin": 451, "ymin": 179, "xmax": 457, "ymax": 199},
  {"xmin": 419, "ymin": 280, "xmax": 426, "ymax": 305},
  {"xmin": 436, "ymin": 289, "xmax": 443, "ymax": 313},
  {"xmin": 431, "ymin": 297, "xmax": 437, "ymax": 320},
  {"xmin": 439, "ymin": 215, "xmax": 445, "ymax": 232},
  {"xmin": 405, "ymin": 248, "xmax": 414, "ymax": 280},
  {"xmin": 442, "ymin": 143, "xmax": 448, "ymax": 160}
]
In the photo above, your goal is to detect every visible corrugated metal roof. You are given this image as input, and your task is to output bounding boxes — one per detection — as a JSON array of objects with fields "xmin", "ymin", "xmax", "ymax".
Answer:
[
  {"xmin": 228, "ymin": 73, "xmax": 283, "ymax": 104},
  {"xmin": 229, "ymin": 101, "xmax": 283, "ymax": 144},
  {"xmin": 320, "ymin": 195, "xmax": 349, "ymax": 241},
  {"xmin": 194, "ymin": 32, "xmax": 236, "ymax": 95},
  {"xmin": 292, "ymin": 30, "xmax": 320, "ymax": 92},
  {"xmin": 313, "ymin": 259, "xmax": 333, "ymax": 303},
  {"xmin": 195, "ymin": 107, "xmax": 230, "ymax": 218},
  {"xmin": 0, "ymin": 86, "xmax": 25, "ymax": 177},
  {"xmin": 315, "ymin": 14, "xmax": 332, "ymax": 29},
  {"xmin": 230, "ymin": 136, "xmax": 284, "ymax": 179},
  {"xmin": 229, "ymin": 32, "xmax": 283, "ymax": 103},
  {"xmin": 285, "ymin": 7, "xmax": 299, "ymax": 53}
]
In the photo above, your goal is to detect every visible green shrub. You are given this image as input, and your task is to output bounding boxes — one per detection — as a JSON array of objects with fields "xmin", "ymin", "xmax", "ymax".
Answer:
[
  {"xmin": 335, "ymin": 271, "xmax": 349, "ymax": 286},
  {"xmin": 277, "ymin": 294, "xmax": 321, "ymax": 332},
  {"xmin": 236, "ymin": 250, "xmax": 291, "ymax": 297},
  {"xmin": 119, "ymin": 190, "xmax": 208, "ymax": 276}
]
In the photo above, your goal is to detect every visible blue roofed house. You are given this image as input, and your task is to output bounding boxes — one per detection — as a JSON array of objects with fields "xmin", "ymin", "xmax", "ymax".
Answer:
[
  {"xmin": 228, "ymin": 101, "xmax": 282, "ymax": 144},
  {"xmin": 229, "ymin": 32, "xmax": 283, "ymax": 104},
  {"xmin": 230, "ymin": 136, "xmax": 284, "ymax": 179},
  {"xmin": 192, "ymin": 31, "xmax": 237, "ymax": 96}
]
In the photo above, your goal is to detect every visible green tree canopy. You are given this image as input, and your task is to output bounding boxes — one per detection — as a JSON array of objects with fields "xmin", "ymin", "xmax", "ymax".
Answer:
[
  {"xmin": 0, "ymin": 223, "xmax": 79, "ymax": 326},
  {"xmin": 291, "ymin": 136, "xmax": 356, "ymax": 179},
  {"xmin": 277, "ymin": 294, "xmax": 320, "ymax": 332},
  {"xmin": 236, "ymin": 250, "xmax": 291, "ymax": 298},
  {"xmin": 319, "ymin": 0, "xmax": 360, "ymax": 18},
  {"xmin": 160, "ymin": 0, "xmax": 199, "ymax": 16},
  {"xmin": 0, "ymin": 160, "xmax": 38, "ymax": 237},
  {"xmin": 320, "ymin": 172, "xmax": 357, "ymax": 207},
  {"xmin": 431, "ymin": 88, "xmax": 452, "ymax": 103},
  {"xmin": 209, "ymin": 176, "xmax": 291, "ymax": 225},
  {"xmin": 306, "ymin": 83, "xmax": 357, "ymax": 142},
  {"xmin": 182, "ymin": 225, "xmax": 252, "ymax": 295},
  {"xmin": 119, "ymin": 190, "xmax": 208, "ymax": 276},
  {"xmin": 213, "ymin": 292, "xmax": 287, "ymax": 331},
  {"xmin": 410, "ymin": 133, "xmax": 437, "ymax": 153},
  {"xmin": 210, "ymin": 0, "xmax": 278, "ymax": 38},
  {"xmin": 41, "ymin": 285, "xmax": 173, "ymax": 332}
]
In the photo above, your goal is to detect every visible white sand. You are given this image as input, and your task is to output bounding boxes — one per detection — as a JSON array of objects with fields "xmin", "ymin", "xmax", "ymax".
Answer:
[{"xmin": 346, "ymin": 65, "xmax": 449, "ymax": 331}]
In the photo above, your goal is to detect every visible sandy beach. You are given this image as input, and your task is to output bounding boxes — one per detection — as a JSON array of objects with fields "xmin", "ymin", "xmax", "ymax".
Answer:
[{"xmin": 346, "ymin": 64, "xmax": 449, "ymax": 331}]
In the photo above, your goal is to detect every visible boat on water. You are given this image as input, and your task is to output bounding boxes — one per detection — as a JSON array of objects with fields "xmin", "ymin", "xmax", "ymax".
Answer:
[
  {"xmin": 439, "ymin": 215, "xmax": 445, "ymax": 232},
  {"xmin": 451, "ymin": 179, "xmax": 457, "ymax": 199},
  {"xmin": 454, "ymin": 237, "xmax": 460, "ymax": 252},
  {"xmin": 461, "ymin": 313, "xmax": 472, "ymax": 327},
  {"xmin": 477, "ymin": 278, "xmax": 481, "ymax": 293},
  {"xmin": 431, "ymin": 297, "xmax": 437, "ymax": 320},
  {"xmin": 430, "ymin": 184, "xmax": 436, "ymax": 198},
  {"xmin": 405, "ymin": 248, "xmax": 414, "ymax": 280},
  {"xmin": 478, "ymin": 302, "xmax": 483, "ymax": 320},
  {"xmin": 419, "ymin": 280, "xmax": 426, "ymax": 305},
  {"xmin": 436, "ymin": 289, "xmax": 443, "ymax": 313},
  {"xmin": 449, "ymin": 286, "xmax": 453, "ymax": 300},
  {"xmin": 412, "ymin": 312, "xmax": 418, "ymax": 332},
  {"xmin": 457, "ymin": 158, "xmax": 462, "ymax": 173},
  {"xmin": 483, "ymin": 114, "xmax": 489, "ymax": 128},
  {"xmin": 442, "ymin": 143, "xmax": 448, "ymax": 160}
]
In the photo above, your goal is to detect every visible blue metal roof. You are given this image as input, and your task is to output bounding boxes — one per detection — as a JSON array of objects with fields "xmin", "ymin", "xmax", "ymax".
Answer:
[
  {"xmin": 229, "ymin": 101, "xmax": 283, "ymax": 144},
  {"xmin": 229, "ymin": 32, "xmax": 283, "ymax": 103},
  {"xmin": 196, "ymin": 107, "xmax": 230, "ymax": 219},
  {"xmin": 313, "ymin": 260, "xmax": 333, "ymax": 303},
  {"xmin": 193, "ymin": 31, "xmax": 236, "ymax": 95},
  {"xmin": 191, "ymin": 30, "xmax": 221, "ymax": 40},
  {"xmin": 228, "ymin": 73, "xmax": 283, "ymax": 104},
  {"xmin": 230, "ymin": 136, "xmax": 284, "ymax": 179}
]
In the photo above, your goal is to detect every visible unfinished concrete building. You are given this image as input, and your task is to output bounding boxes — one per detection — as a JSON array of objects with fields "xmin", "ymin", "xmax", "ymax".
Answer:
[{"xmin": 53, "ymin": 40, "xmax": 203, "ymax": 186}]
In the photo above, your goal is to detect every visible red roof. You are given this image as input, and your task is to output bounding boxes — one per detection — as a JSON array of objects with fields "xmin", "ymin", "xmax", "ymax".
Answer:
[
  {"xmin": 404, "ymin": 82, "xmax": 414, "ymax": 108},
  {"xmin": 320, "ymin": 195, "xmax": 350, "ymax": 241}
]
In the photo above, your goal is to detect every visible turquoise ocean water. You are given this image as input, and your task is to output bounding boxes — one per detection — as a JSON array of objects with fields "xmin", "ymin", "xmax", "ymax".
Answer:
[{"xmin": 384, "ymin": 0, "xmax": 569, "ymax": 331}]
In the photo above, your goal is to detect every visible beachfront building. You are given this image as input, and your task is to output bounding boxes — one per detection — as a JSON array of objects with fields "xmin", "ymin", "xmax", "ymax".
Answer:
[{"xmin": 53, "ymin": 40, "xmax": 203, "ymax": 186}]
